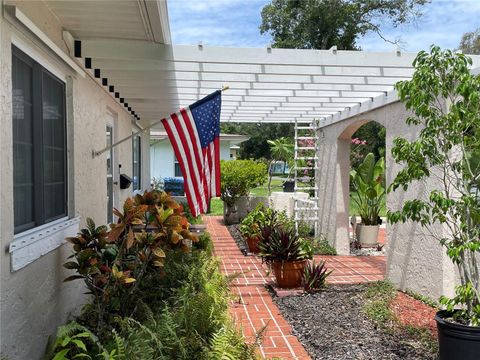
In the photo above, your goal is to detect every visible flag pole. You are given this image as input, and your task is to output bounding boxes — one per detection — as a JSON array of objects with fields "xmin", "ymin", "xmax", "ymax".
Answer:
[{"xmin": 92, "ymin": 85, "xmax": 229, "ymax": 158}]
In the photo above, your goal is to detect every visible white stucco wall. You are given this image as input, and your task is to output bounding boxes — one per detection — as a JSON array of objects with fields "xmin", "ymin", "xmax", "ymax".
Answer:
[
  {"xmin": 316, "ymin": 101, "xmax": 456, "ymax": 301},
  {"xmin": 0, "ymin": 3, "xmax": 151, "ymax": 358}
]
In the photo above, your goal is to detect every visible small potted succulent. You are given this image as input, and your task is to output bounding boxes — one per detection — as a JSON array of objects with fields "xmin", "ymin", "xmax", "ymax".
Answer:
[
  {"xmin": 350, "ymin": 152, "xmax": 385, "ymax": 247},
  {"xmin": 258, "ymin": 227, "xmax": 312, "ymax": 288}
]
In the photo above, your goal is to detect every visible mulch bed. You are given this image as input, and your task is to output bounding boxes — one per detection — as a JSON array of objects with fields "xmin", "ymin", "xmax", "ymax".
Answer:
[
  {"xmin": 274, "ymin": 285, "xmax": 437, "ymax": 360},
  {"xmin": 391, "ymin": 292, "xmax": 438, "ymax": 338},
  {"xmin": 226, "ymin": 224, "xmax": 249, "ymax": 255}
]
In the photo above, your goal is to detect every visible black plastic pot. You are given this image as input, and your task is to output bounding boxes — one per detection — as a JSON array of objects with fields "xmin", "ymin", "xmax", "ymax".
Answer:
[
  {"xmin": 435, "ymin": 310, "xmax": 480, "ymax": 360},
  {"xmin": 283, "ymin": 180, "xmax": 295, "ymax": 192}
]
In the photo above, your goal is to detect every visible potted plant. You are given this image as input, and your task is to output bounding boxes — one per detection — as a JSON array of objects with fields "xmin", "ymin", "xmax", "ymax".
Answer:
[
  {"xmin": 258, "ymin": 227, "xmax": 312, "ymax": 288},
  {"xmin": 239, "ymin": 203, "xmax": 267, "ymax": 253},
  {"xmin": 220, "ymin": 160, "xmax": 268, "ymax": 225},
  {"xmin": 350, "ymin": 152, "xmax": 385, "ymax": 247},
  {"xmin": 389, "ymin": 46, "xmax": 480, "ymax": 359}
]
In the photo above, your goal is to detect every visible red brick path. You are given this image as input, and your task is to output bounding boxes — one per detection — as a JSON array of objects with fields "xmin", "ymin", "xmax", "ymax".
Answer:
[{"xmin": 204, "ymin": 216, "xmax": 387, "ymax": 359}]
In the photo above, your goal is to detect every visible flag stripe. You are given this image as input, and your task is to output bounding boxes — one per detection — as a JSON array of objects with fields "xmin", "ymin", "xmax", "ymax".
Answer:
[
  {"xmin": 161, "ymin": 118, "xmax": 199, "ymax": 215},
  {"xmin": 214, "ymin": 137, "xmax": 221, "ymax": 196},
  {"xmin": 180, "ymin": 108, "xmax": 209, "ymax": 212},
  {"xmin": 170, "ymin": 113, "xmax": 204, "ymax": 214}
]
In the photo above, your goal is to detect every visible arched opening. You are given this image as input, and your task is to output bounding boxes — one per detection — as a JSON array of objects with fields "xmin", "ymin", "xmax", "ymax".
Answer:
[{"xmin": 334, "ymin": 119, "xmax": 386, "ymax": 255}]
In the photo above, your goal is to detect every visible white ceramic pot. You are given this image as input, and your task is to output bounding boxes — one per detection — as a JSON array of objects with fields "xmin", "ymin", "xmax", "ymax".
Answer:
[{"xmin": 355, "ymin": 224, "xmax": 379, "ymax": 248}]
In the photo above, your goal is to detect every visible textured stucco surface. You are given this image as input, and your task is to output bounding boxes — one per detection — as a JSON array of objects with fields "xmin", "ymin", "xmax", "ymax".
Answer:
[
  {"xmin": 316, "ymin": 101, "xmax": 456, "ymax": 300},
  {"xmin": 0, "ymin": 3, "xmax": 150, "ymax": 358}
]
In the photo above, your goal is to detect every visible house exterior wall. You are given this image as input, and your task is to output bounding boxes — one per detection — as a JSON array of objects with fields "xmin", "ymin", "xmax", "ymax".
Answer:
[
  {"xmin": 316, "ymin": 101, "xmax": 456, "ymax": 301},
  {"xmin": 150, "ymin": 138, "xmax": 234, "ymax": 180},
  {"xmin": 0, "ymin": 2, "xmax": 150, "ymax": 358}
]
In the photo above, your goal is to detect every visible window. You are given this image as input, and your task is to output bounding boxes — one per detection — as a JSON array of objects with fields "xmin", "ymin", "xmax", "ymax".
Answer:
[
  {"xmin": 12, "ymin": 46, "xmax": 67, "ymax": 234},
  {"xmin": 174, "ymin": 155, "xmax": 183, "ymax": 177},
  {"xmin": 132, "ymin": 134, "xmax": 141, "ymax": 191}
]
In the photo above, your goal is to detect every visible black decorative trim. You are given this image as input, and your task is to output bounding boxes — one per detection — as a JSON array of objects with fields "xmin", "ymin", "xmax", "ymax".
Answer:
[
  {"xmin": 120, "ymin": 98, "xmax": 124, "ymax": 103},
  {"xmin": 128, "ymin": 107, "xmax": 131, "ymax": 111},
  {"xmin": 94, "ymin": 69, "xmax": 100, "ymax": 78},
  {"xmin": 102, "ymin": 78, "xmax": 108, "ymax": 86},
  {"xmin": 109, "ymin": 85, "xmax": 114, "ymax": 92},
  {"xmin": 124, "ymin": 103, "xmax": 129, "ymax": 108},
  {"xmin": 74, "ymin": 40, "xmax": 81, "ymax": 58},
  {"xmin": 85, "ymin": 57, "xmax": 92, "ymax": 69},
  {"xmin": 115, "ymin": 92, "xmax": 119, "ymax": 98}
]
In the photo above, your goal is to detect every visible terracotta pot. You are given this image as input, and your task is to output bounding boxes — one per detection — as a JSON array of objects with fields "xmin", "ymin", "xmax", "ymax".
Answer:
[
  {"xmin": 245, "ymin": 236, "xmax": 260, "ymax": 254},
  {"xmin": 355, "ymin": 224, "xmax": 379, "ymax": 247},
  {"xmin": 272, "ymin": 260, "xmax": 306, "ymax": 288}
]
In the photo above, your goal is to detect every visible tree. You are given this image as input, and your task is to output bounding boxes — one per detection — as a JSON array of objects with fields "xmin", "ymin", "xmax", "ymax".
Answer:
[
  {"xmin": 221, "ymin": 123, "xmax": 294, "ymax": 160},
  {"xmin": 389, "ymin": 46, "xmax": 480, "ymax": 325},
  {"xmin": 458, "ymin": 27, "xmax": 480, "ymax": 55},
  {"xmin": 260, "ymin": 0, "xmax": 429, "ymax": 50},
  {"xmin": 267, "ymin": 137, "xmax": 294, "ymax": 193}
]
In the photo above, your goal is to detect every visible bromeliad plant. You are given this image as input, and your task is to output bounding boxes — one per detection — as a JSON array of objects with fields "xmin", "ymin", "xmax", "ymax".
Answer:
[
  {"xmin": 64, "ymin": 190, "xmax": 198, "ymax": 328},
  {"xmin": 302, "ymin": 260, "xmax": 332, "ymax": 292},
  {"xmin": 258, "ymin": 227, "xmax": 311, "ymax": 264},
  {"xmin": 389, "ymin": 46, "xmax": 480, "ymax": 326},
  {"xmin": 350, "ymin": 152, "xmax": 386, "ymax": 225}
]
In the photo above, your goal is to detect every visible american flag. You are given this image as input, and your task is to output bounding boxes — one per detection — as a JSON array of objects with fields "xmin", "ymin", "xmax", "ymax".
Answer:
[{"xmin": 161, "ymin": 90, "xmax": 221, "ymax": 216}]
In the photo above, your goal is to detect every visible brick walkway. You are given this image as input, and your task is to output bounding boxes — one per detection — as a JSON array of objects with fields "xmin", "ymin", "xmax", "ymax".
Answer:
[{"xmin": 203, "ymin": 216, "xmax": 386, "ymax": 359}]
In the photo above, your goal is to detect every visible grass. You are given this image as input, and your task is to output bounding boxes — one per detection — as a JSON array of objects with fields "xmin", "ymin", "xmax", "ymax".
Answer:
[
  {"xmin": 250, "ymin": 178, "xmax": 284, "ymax": 196},
  {"xmin": 207, "ymin": 198, "xmax": 224, "ymax": 216},
  {"xmin": 362, "ymin": 281, "xmax": 438, "ymax": 355}
]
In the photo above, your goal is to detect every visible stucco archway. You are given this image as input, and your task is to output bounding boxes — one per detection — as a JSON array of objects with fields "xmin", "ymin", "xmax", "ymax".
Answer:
[{"xmin": 315, "ymin": 101, "xmax": 456, "ymax": 300}]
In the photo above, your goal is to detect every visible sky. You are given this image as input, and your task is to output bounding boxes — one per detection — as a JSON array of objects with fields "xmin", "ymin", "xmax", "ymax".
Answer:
[{"xmin": 167, "ymin": 0, "xmax": 480, "ymax": 52}]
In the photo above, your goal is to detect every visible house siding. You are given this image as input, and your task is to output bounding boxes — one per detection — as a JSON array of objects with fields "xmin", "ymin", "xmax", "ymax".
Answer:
[{"xmin": 0, "ymin": 2, "xmax": 150, "ymax": 358}]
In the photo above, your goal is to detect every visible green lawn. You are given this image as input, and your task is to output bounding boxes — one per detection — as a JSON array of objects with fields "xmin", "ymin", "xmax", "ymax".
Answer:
[
  {"xmin": 206, "ymin": 189, "xmax": 385, "ymax": 217},
  {"xmin": 206, "ymin": 197, "xmax": 224, "ymax": 216},
  {"xmin": 250, "ymin": 178, "xmax": 284, "ymax": 196}
]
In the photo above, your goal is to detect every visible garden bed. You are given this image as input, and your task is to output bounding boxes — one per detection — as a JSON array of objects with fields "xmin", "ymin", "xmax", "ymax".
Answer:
[{"xmin": 274, "ymin": 284, "xmax": 437, "ymax": 360}]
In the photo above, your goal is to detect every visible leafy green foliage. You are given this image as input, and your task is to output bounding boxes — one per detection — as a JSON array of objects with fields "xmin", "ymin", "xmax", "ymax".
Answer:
[
  {"xmin": 302, "ymin": 260, "xmax": 332, "ymax": 292},
  {"xmin": 239, "ymin": 203, "xmax": 292, "ymax": 239},
  {"xmin": 51, "ymin": 228, "xmax": 257, "ymax": 359},
  {"xmin": 350, "ymin": 153, "xmax": 385, "ymax": 225},
  {"xmin": 350, "ymin": 122, "xmax": 386, "ymax": 171},
  {"xmin": 267, "ymin": 137, "xmax": 294, "ymax": 193},
  {"xmin": 260, "ymin": 0, "xmax": 428, "ymax": 50},
  {"xmin": 220, "ymin": 160, "xmax": 268, "ymax": 207},
  {"xmin": 389, "ymin": 46, "xmax": 480, "ymax": 325},
  {"xmin": 64, "ymin": 190, "xmax": 198, "ymax": 329},
  {"xmin": 311, "ymin": 236, "xmax": 337, "ymax": 255}
]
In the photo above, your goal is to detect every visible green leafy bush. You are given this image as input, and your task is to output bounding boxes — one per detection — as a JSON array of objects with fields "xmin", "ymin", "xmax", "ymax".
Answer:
[
  {"xmin": 220, "ymin": 160, "xmax": 268, "ymax": 207},
  {"xmin": 312, "ymin": 236, "xmax": 337, "ymax": 255},
  {"xmin": 389, "ymin": 46, "xmax": 480, "ymax": 325}
]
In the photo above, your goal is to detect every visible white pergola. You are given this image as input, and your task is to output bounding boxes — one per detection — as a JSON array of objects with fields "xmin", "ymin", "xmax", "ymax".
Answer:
[{"xmin": 69, "ymin": 40, "xmax": 430, "ymax": 127}]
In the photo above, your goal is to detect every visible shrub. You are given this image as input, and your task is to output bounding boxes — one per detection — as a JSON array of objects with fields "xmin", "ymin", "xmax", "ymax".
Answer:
[
  {"xmin": 312, "ymin": 236, "xmax": 337, "ymax": 255},
  {"xmin": 220, "ymin": 160, "xmax": 268, "ymax": 208},
  {"xmin": 63, "ymin": 190, "xmax": 198, "ymax": 329},
  {"xmin": 389, "ymin": 46, "xmax": 480, "ymax": 325}
]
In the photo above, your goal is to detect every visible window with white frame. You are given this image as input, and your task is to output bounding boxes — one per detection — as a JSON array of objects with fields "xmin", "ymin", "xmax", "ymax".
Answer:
[
  {"xmin": 132, "ymin": 134, "xmax": 141, "ymax": 191},
  {"xmin": 12, "ymin": 46, "xmax": 67, "ymax": 234},
  {"xmin": 174, "ymin": 155, "xmax": 183, "ymax": 177}
]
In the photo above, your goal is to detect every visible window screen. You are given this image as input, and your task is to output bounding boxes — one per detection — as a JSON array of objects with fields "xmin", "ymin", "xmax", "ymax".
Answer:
[{"xmin": 12, "ymin": 46, "xmax": 67, "ymax": 233}]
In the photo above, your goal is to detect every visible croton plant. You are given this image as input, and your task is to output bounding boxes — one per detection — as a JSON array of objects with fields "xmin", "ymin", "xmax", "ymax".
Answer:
[{"xmin": 64, "ymin": 190, "xmax": 198, "ymax": 326}]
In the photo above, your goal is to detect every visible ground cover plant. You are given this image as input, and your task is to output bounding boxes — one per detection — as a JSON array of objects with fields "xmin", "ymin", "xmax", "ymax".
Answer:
[{"xmin": 46, "ymin": 190, "xmax": 258, "ymax": 360}]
